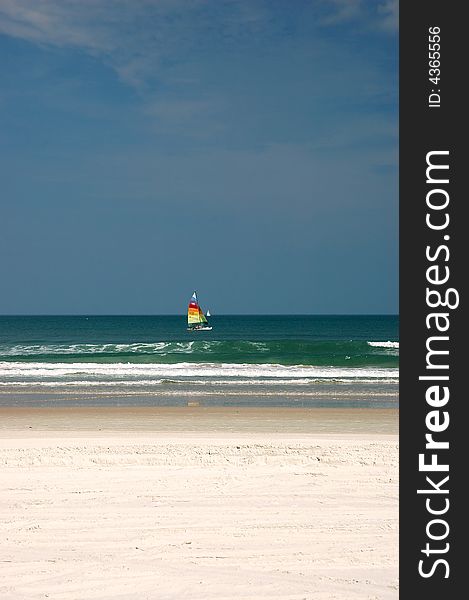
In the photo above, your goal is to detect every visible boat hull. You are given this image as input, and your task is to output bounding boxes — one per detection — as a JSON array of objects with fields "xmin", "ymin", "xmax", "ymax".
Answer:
[{"xmin": 187, "ymin": 326, "xmax": 212, "ymax": 331}]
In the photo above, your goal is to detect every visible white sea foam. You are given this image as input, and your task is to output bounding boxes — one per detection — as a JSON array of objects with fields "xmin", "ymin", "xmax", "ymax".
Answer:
[
  {"xmin": 0, "ymin": 377, "xmax": 400, "ymax": 388},
  {"xmin": 367, "ymin": 341, "xmax": 399, "ymax": 349},
  {"xmin": 0, "ymin": 342, "xmax": 182, "ymax": 356},
  {"xmin": 0, "ymin": 340, "xmax": 273, "ymax": 358},
  {"xmin": 0, "ymin": 361, "xmax": 398, "ymax": 381}
]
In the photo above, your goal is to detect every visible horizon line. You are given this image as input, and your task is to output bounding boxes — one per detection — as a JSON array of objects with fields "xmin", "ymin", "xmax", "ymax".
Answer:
[{"xmin": 0, "ymin": 313, "xmax": 399, "ymax": 317}]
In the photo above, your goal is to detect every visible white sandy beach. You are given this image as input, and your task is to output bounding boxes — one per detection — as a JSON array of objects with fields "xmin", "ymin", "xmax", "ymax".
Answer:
[{"xmin": 0, "ymin": 408, "xmax": 398, "ymax": 599}]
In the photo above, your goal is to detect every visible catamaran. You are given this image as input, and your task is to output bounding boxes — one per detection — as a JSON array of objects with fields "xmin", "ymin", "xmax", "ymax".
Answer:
[{"xmin": 187, "ymin": 292, "xmax": 212, "ymax": 331}]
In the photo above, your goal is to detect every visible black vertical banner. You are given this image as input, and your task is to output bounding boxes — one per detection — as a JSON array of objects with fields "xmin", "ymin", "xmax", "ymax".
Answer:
[{"xmin": 400, "ymin": 1, "xmax": 464, "ymax": 595}]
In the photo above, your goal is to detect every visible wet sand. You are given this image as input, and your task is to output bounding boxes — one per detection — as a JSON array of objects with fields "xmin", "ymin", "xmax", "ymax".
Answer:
[{"xmin": 0, "ymin": 406, "xmax": 398, "ymax": 436}]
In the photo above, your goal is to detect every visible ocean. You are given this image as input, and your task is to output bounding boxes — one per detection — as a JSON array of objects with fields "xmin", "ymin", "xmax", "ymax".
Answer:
[{"xmin": 0, "ymin": 315, "xmax": 398, "ymax": 408}]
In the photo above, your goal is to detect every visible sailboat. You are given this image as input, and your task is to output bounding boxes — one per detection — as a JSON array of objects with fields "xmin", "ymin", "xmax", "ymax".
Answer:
[
  {"xmin": 206, "ymin": 309, "xmax": 211, "ymax": 317},
  {"xmin": 187, "ymin": 292, "xmax": 212, "ymax": 331}
]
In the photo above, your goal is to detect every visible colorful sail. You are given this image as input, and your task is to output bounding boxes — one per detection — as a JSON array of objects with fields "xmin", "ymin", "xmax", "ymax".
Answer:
[{"xmin": 187, "ymin": 292, "xmax": 209, "ymax": 327}]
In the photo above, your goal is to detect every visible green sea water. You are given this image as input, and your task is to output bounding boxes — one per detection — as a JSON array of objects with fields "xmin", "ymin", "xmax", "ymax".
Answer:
[{"xmin": 0, "ymin": 315, "xmax": 398, "ymax": 407}]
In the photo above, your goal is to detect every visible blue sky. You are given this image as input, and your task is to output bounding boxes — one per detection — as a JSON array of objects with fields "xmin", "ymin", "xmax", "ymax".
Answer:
[{"xmin": 0, "ymin": 0, "xmax": 398, "ymax": 314}]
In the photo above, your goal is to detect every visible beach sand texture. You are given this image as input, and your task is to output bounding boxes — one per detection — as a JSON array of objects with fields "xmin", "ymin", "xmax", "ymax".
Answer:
[{"xmin": 0, "ymin": 408, "xmax": 398, "ymax": 599}]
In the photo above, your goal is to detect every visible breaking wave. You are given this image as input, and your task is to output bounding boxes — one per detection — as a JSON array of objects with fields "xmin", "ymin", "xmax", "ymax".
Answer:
[
  {"xmin": 367, "ymin": 341, "xmax": 399, "ymax": 349},
  {"xmin": 0, "ymin": 361, "xmax": 398, "ymax": 387},
  {"xmin": 0, "ymin": 339, "xmax": 399, "ymax": 367}
]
